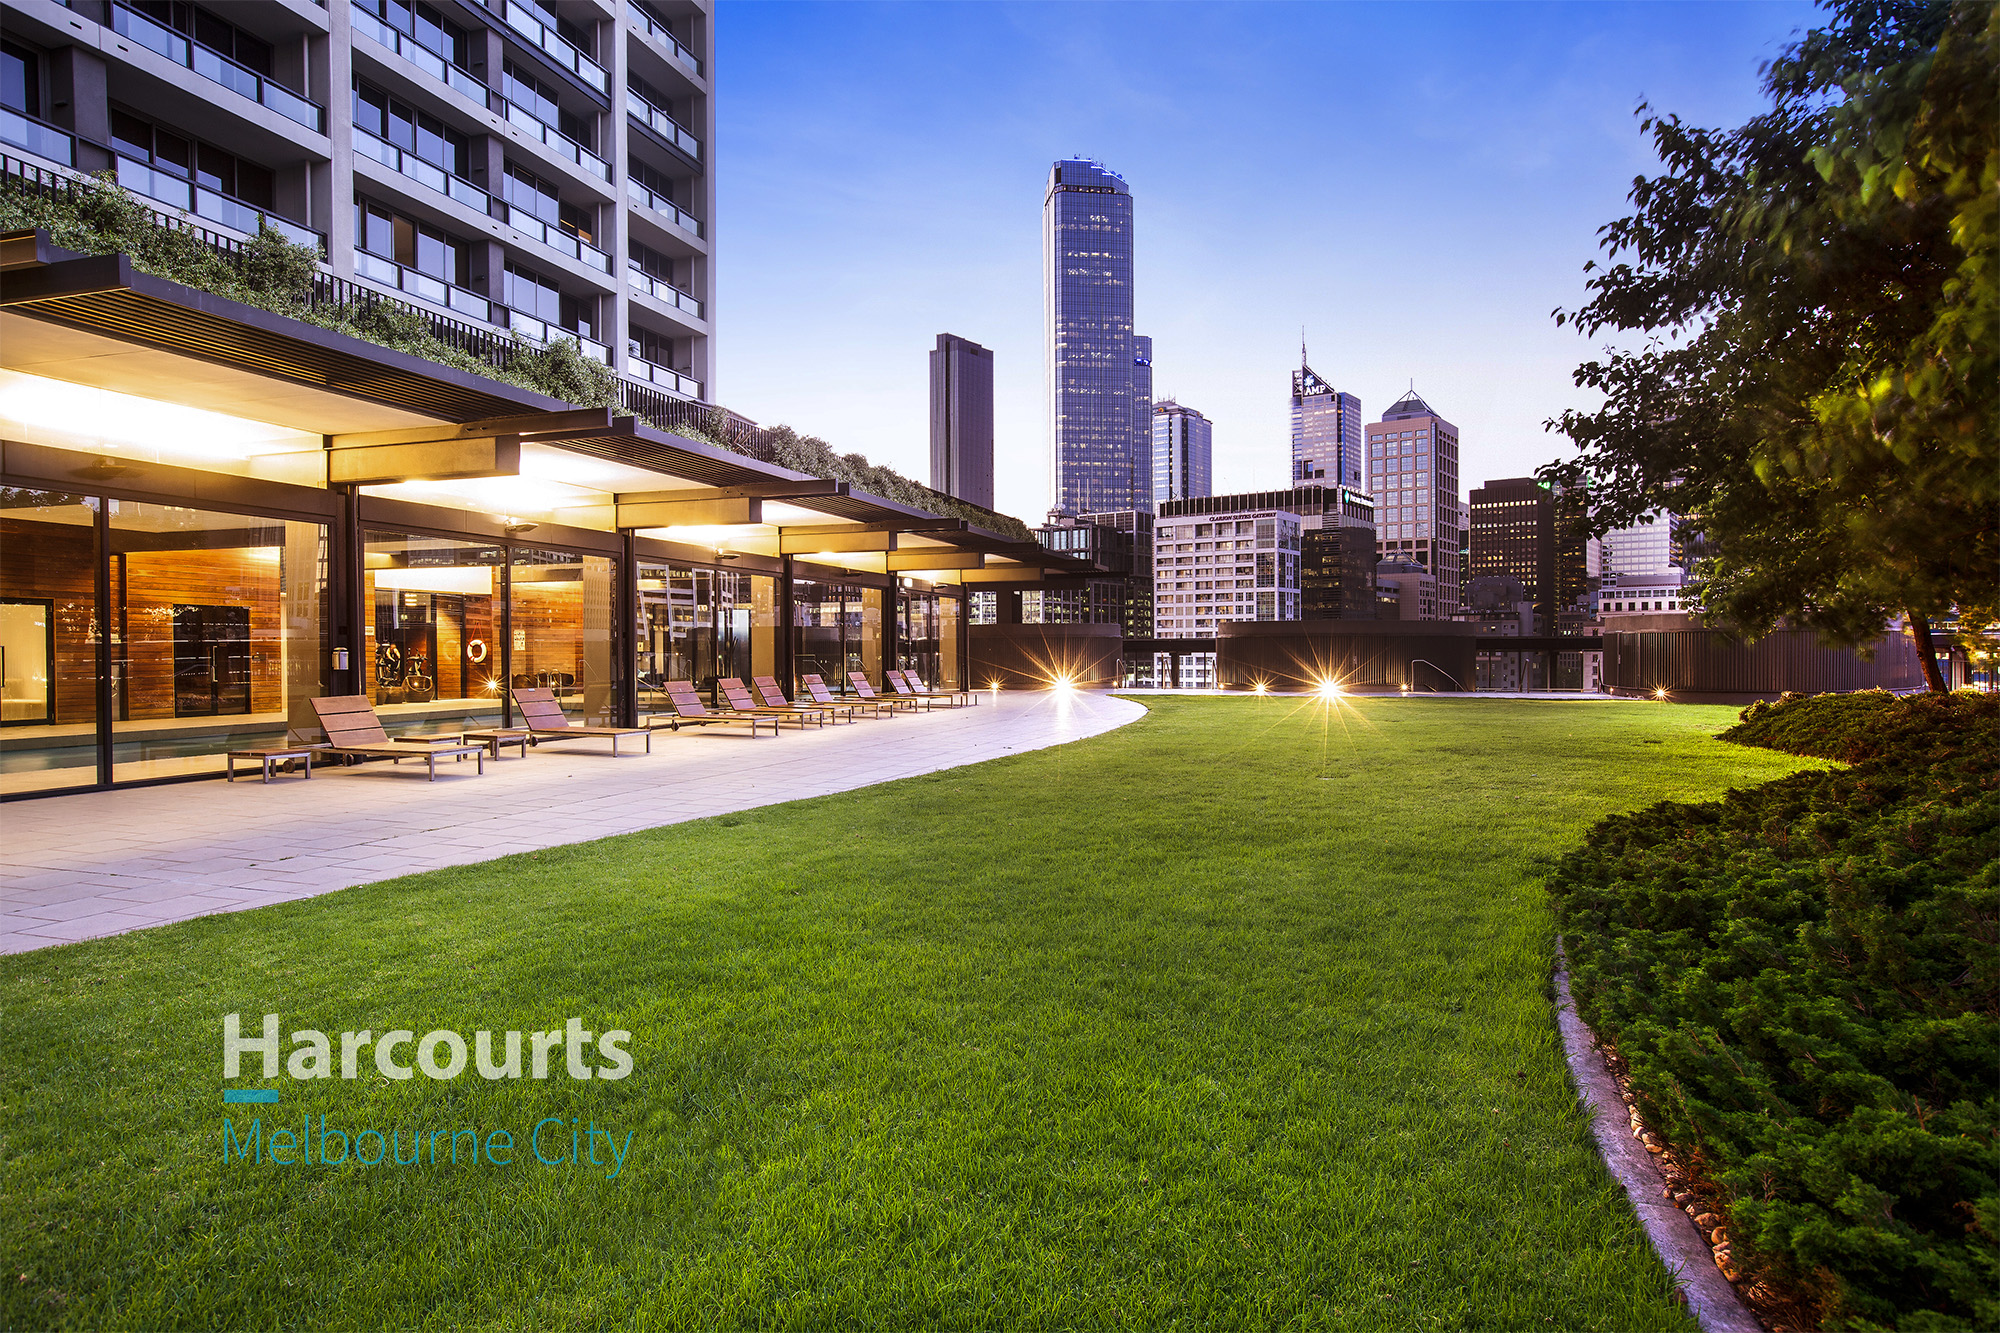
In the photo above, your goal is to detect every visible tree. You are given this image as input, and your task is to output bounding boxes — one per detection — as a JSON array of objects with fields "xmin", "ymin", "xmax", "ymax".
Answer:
[{"xmin": 1542, "ymin": 0, "xmax": 1997, "ymax": 691}]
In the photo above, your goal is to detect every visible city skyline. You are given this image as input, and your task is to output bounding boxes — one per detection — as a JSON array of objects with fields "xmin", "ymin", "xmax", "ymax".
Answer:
[{"xmin": 716, "ymin": 0, "xmax": 1818, "ymax": 524}]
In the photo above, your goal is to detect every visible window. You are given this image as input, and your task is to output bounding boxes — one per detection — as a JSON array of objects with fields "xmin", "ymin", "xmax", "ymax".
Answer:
[
  {"xmin": 628, "ymin": 325, "xmax": 675, "ymax": 367},
  {"xmin": 356, "ymin": 0, "xmax": 470, "ymax": 67},
  {"xmin": 504, "ymin": 262, "xmax": 595, "ymax": 338},
  {"xmin": 353, "ymin": 80, "xmax": 469, "ymax": 177},
  {"xmin": 131, "ymin": 2, "xmax": 281, "ymax": 81},
  {"xmin": 2, "ymin": 41, "xmax": 38, "ymax": 117},
  {"xmin": 504, "ymin": 162, "xmax": 594, "ymax": 240},
  {"xmin": 110, "ymin": 109, "xmax": 274, "ymax": 210},
  {"xmin": 358, "ymin": 199, "xmax": 471, "ymax": 284},
  {"xmin": 502, "ymin": 61, "xmax": 593, "ymax": 148}
]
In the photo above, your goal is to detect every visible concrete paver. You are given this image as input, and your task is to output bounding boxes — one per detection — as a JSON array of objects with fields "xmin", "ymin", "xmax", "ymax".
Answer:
[{"xmin": 0, "ymin": 690, "xmax": 1142, "ymax": 954}]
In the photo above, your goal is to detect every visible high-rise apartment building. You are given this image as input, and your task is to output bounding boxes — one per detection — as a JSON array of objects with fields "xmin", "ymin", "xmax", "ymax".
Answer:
[
  {"xmin": 1291, "ymin": 358, "xmax": 1362, "ymax": 488},
  {"xmin": 929, "ymin": 332, "xmax": 994, "ymax": 509},
  {"xmin": 1044, "ymin": 158, "xmax": 1148, "ymax": 514},
  {"xmin": 1365, "ymin": 390, "xmax": 1462, "ymax": 616},
  {"xmin": 1155, "ymin": 492, "xmax": 1319, "ymax": 637},
  {"xmin": 0, "ymin": 0, "xmax": 715, "ymax": 403},
  {"xmin": 1152, "ymin": 399, "xmax": 1212, "ymax": 505}
]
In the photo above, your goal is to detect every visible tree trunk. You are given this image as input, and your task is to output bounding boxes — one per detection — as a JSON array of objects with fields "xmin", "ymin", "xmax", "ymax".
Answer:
[{"xmin": 1908, "ymin": 610, "xmax": 1949, "ymax": 694}]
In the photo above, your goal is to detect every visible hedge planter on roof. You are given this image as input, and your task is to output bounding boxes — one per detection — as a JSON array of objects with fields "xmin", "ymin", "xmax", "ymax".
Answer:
[{"xmin": 1549, "ymin": 691, "xmax": 1999, "ymax": 1330}]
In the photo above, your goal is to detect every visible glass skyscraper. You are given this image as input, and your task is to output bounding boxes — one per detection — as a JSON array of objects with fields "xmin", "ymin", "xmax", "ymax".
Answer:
[
  {"xmin": 1291, "ymin": 358, "xmax": 1362, "ymax": 488},
  {"xmin": 1152, "ymin": 400, "xmax": 1213, "ymax": 505},
  {"xmin": 1044, "ymin": 159, "xmax": 1149, "ymax": 514}
]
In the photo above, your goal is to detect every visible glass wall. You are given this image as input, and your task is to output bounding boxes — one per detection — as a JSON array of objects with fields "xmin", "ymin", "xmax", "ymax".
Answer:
[
  {"xmin": 0, "ymin": 491, "xmax": 100, "ymax": 795},
  {"xmin": 364, "ymin": 530, "xmax": 505, "ymax": 734},
  {"xmin": 939, "ymin": 593, "xmax": 961, "ymax": 690},
  {"xmin": 511, "ymin": 545, "xmax": 619, "ymax": 725},
  {"xmin": 792, "ymin": 579, "xmax": 885, "ymax": 695},
  {"xmin": 897, "ymin": 587, "xmax": 939, "ymax": 687},
  {"xmin": 109, "ymin": 502, "xmax": 328, "ymax": 784},
  {"xmin": 635, "ymin": 565, "xmax": 779, "ymax": 710}
]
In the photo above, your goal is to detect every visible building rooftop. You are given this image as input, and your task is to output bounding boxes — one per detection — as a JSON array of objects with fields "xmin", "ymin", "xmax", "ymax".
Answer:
[{"xmin": 1380, "ymin": 390, "xmax": 1439, "ymax": 421}]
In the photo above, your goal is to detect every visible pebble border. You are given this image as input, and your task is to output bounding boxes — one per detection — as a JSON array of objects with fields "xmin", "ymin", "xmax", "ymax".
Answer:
[{"xmin": 1553, "ymin": 958, "xmax": 1763, "ymax": 1333}]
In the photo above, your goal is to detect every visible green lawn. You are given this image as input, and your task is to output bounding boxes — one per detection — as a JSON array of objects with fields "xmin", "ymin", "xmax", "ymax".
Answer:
[{"xmin": 0, "ymin": 697, "xmax": 1823, "ymax": 1331}]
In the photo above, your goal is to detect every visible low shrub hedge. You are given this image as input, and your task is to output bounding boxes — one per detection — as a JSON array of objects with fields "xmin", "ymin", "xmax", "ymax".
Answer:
[{"xmin": 1550, "ymin": 691, "xmax": 1999, "ymax": 1329}]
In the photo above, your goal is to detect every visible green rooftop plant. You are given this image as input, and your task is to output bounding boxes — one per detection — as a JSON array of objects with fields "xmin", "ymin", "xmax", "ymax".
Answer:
[{"xmin": 0, "ymin": 169, "xmax": 1032, "ymax": 540}]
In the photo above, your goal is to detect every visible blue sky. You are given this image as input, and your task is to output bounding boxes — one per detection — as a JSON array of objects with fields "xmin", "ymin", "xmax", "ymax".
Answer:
[{"xmin": 714, "ymin": 0, "xmax": 1819, "ymax": 523}]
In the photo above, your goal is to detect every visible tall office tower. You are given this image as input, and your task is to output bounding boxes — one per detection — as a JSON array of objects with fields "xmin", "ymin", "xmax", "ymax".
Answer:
[
  {"xmin": 0, "ymin": 0, "xmax": 716, "ymax": 403},
  {"xmin": 1365, "ymin": 390, "xmax": 1462, "ymax": 616},
  {"xmin": 1466, "ymin": 477, "xmax": 1587, "ymax": 633},
  {"xmin": 1045, "ymin": 158, "xmax": 1143, "ymax": 514},
  {"xmin": 1291, "ymin": 355, "xmax": 1363, "ymax": 487},
  {"xmin": 929, "ymin": 333, "xmax": 994, "ymax": 509},
  {"xmin": 1601, "ymin": 509, "xmax": 1685, "ymax": 578},
  {"xmin": 1151, "ymin": 400, "xmax": 1213, "ymax": 505}
]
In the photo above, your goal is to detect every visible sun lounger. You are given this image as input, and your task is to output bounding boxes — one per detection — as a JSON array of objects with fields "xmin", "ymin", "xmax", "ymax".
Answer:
[
  {"xmin": 510, "ymin": 687, "xmax": 652, "ymax": 755},
  {"xmin": 874, "ymin": 669, "xmax": 945, "ymax": 710},
  {"xmin": 849, "ymin": 672, "xmax": 918, "ymax": 712},
  {"xmin": 308, "ymin": 696, "xmax": 487, "ymax": 780},
  {"xmin": 889, "ymin": 669, "xmax": 976, "ymax": 707},
  {"xmin": 655, "ymin": 681, "xmax": 779, "ymax": 736},
  {"xmin": 718, "ymin": 678, "xmax": 825, "ymax": 729},
  {"xmin": 755, "ymin": 675, "xmax": 859, "ymax": 724},
  {"xmin": 801, "ymin": 673, "xmax": 900, "ymax": 719}
]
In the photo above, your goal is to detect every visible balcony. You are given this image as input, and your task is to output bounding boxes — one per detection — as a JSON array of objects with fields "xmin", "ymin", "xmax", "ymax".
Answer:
[
  {"xmin": 502, "ymin": 99, "xmax": 610, "ymax": 181},
  {"xmin": 107, "ymin": 4, "xmax": 324, "ymax": 134},
  {"xmin": 0, "ymin": 109, "xmax": 73, "ymax": 167},
  {"xmin": 625, "ymin": 178, "xmax": 701, "ymax": 240},
  {"xmin": 628, "ymin": 91, "xmax": 700, "ymax": 161},
  {"xmin": 354, "ymin": 249, "xmax": 491, "ymax": 320},
  {"xmin": 353, "ymin": 127, "xmax": 491, "ymax": 214},
  {"xmin": 503, "ymin": 0, "xmax": 607, "ymax": 94},
  {"xmin": 504, "ymin": 207, "xmax": 612, "ymax": 274},
  {"xmin": 349, "ymin": 4, "xmax": 485, "ymax": 103},
  {"xmin": 625, "ymin": 353, "xmax": 701, "ymax": 400},
  {"xmin": 626, "ymin": 263, "xmax": 703, "ymax": 320},
  {"xmin": 507, "ymin": 310, "xmax": 609, "ymax": 363},
  {"xmin": 626, "ymin": 2, "xmax": 702, "ymax": 79},
  {"xmin": 114, "ymin": 156, "xmax": 324, "ymax": 251}
]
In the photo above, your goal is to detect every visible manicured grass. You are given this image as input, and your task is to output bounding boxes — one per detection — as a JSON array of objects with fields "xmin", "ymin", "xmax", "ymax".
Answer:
[{"xmin": 0, "ymin": 697, "xmax": 1822, "ymax": 1331}]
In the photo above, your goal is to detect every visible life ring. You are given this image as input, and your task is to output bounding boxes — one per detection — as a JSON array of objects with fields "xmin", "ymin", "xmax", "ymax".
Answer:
[{"xmin": 466, "ymin": 638, "xmax": 489, "ymax": 663}]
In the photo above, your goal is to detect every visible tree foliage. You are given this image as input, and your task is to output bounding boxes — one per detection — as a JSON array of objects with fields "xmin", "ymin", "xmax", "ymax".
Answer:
[{"xmin": 1542, "ymin": 0, "xmax": 1998, "ymax": 684}]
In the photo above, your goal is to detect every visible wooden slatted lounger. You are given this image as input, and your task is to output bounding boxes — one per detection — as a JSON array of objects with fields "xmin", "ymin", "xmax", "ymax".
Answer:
[
  {"xmin": 801, "ymin": 673, "xmax": 899, "ymax": 719},
  {"xmin": 876, "ymin": 670, "xmax": 945, "ymax": 710},
  {"xmin": 718, "ymin": 678, "xmax": 824, "ymax": 729},
  {"xmin": 890, "ymin": 669, "xmax": 977, "ymax": 707},
  {"xmin": 308, "ymin": 695, "xmax": 488, "ymax": 780},
  {"xmin": 755, "ymin": 675, "xmax": 859, "ymax": 724},
  {"xmin": 659, "ymin": 681, "xmax": 780, "ymax": 736},
  {"xmin": 849, "ymin": 672, "xmax": 918, "ymax": 712},
  {"xmin": 510, "ymin": 687, "xmax": 653, "ymax": 755}
]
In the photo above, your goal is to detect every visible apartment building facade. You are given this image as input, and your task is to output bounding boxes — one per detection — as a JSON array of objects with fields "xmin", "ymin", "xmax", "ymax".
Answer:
[
  {"xmin": 1150, "ymin": 398, "xmax": 1211, "ymax": 507},
  {"xmin": 1152, "ymin": 499, "xmax": 1304, "ymax": 638},
  {"xmin": 1, "ymin": 0, "xmax": 714, "ymax": 404}
]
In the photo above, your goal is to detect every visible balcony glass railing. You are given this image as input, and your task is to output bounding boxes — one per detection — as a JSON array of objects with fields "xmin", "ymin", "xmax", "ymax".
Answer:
[
  {"xmin": 626, "ymin": 263, "xmax": 703, "ymax": 319},
  {"xmin": 115, "ymin": 155, "xmax": 324, "ymax": 251},
  {"xmin": 504, "ymin": 206, "xmax": 611, "ymax": 273},
  {"xmin": 355, "ymin": 249, "xmax": 491, "ymax": 320},
  {"xmin": 0, "ymin": 108, "xmax": 73, "ymax": 166},
  {"xmin": 108, "ymin": 4, "xmax": 324, "ymax": 133},
  {"xmin": 503, "ymin": 0, "xmax": 607, "ymax": 93},
  {"xmin": 507, "ymin": 310, "xmax": 609, "ymax": 363},
  {"xmin": 502, "ymin": 99, "xmax": 610, "ymax": 180},
  {"xmin": 626, "ymin": 353, "xmax": 701, "ymax": 400},
  {"xmin": 626, "ymin": 3, "xmax": 701, "ymax": 78},
  {"xmin": 625, "ymin": 179, "xmax": 701, "ymax": 239},
  {"xmin": 349, "ymin": 5, "xmax": 485, "ymax": 102},
  {"xmin": 353, "ymin": 127, "xmax": 491, "ymax": 213},
  {"xmin": 627, "ymin": 92, "xmax": 700, "ymax": 160}
]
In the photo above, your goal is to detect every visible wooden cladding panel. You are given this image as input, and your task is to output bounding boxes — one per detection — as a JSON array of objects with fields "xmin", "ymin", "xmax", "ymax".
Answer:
[{"xmin": 0, "ymin": 516, "xmax": 96, "ymax": 726}]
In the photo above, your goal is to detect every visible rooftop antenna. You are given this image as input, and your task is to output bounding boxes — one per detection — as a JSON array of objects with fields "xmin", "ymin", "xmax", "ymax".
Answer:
[{"xmin": 1301, "ymin": 326, "xmax": 1308, "ymax": 370}]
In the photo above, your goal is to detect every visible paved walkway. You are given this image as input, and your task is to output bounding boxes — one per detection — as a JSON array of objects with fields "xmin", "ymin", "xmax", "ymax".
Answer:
[{"xmin": 0, "ymin": 690, "xmax": 1145, "ymax": 955}]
